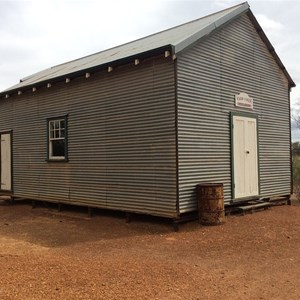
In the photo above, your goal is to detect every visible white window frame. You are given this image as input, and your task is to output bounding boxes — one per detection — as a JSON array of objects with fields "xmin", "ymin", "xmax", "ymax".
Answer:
[{"xmin": 48, "ymin": 117, "xmax": 67, "ymax": 161}]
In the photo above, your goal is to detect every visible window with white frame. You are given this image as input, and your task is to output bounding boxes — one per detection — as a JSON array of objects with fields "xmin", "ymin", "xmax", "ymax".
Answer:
[{"xmin": 48, "ymin": 117, "xmax": 67, "ymax": 161}]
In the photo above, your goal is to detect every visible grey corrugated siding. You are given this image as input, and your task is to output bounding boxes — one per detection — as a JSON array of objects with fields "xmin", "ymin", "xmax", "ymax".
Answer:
[
  {"xmin": 177, "ymin": 14, "xmax": 290, "ymax": 213},
  {"xmin": 0, "ymin": 56, "xmax": 178, "ymax": 218}
]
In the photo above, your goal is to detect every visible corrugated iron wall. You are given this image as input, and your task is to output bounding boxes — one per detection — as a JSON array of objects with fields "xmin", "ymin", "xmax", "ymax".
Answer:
[
  {"xmin": 0, "ymin": 56, "xmax": 178, "ymax": 217},
  {"xmin": 177, "ymin": 14, "xmax": 290, "ymax": 213}
]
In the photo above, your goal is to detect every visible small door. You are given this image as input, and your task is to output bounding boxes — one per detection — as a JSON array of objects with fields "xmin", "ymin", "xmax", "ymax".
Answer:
[
  {"xmin": 232, "ymin": 115, "xmax": 259, "ymax": 199},
  {"xmin": 1, "ymin": 133, "xmax": 12, "ymax": 191}
]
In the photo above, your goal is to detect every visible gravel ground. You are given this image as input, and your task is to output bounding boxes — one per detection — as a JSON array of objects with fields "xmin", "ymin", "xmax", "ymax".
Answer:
[{"xmin": 0, "ymin": 199, "xmax": 300, "ymax": 299}]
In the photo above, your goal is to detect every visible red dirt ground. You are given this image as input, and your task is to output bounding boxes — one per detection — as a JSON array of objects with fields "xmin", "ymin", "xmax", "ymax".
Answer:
[{"xmin": 0, "ymin": 198, "xmax": 300, "ymax": 299}]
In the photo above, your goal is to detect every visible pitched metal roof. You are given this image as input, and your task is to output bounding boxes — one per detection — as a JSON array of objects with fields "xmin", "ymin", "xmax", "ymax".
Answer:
[{"xmin": 1, "ymin": 1, "xmax": 295, "ymax": 94}]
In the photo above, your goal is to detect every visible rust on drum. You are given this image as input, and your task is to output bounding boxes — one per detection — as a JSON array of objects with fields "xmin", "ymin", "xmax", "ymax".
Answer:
[{"xmin": 197, "ymin": 183, "xmax": 225, "ymax": 226}]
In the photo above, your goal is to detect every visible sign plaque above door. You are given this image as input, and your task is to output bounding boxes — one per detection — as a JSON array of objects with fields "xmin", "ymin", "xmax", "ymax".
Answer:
[{"xmin": 235, "ymin": 92, "xmax": 253, "ymax": 109}]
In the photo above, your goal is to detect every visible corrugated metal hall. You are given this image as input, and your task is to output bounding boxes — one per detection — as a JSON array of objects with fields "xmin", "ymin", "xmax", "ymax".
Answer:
[{"xmin": 0, "ymin": 2, "xmax": 295, "ymax": 223}]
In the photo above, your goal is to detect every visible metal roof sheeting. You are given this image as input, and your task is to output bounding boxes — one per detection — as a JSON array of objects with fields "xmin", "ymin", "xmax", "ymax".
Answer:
[{"xmin": 1, "ymin": 1, "xmax": 295, "ymax": 94}]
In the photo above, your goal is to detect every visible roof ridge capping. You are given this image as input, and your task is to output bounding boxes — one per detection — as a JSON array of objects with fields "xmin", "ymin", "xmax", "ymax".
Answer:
[{"xmin": 174, "ymin": 2, "xmax": 249, "ymax": 53}]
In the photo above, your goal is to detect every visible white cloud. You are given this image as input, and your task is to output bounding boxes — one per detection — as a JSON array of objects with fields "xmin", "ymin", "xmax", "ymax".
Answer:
[
  {"xmin": 256, "ymin": 14, "xmax": 284, "ymax": 31},
  {"xmin": 0, "ymin": 0, "xmax": 168, "ymax": 90}
]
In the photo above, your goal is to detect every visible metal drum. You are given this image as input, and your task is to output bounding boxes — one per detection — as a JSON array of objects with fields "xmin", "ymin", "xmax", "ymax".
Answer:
[{"xmin": 197, "ymin": 183, "xmax": 225, "ymax": 225}]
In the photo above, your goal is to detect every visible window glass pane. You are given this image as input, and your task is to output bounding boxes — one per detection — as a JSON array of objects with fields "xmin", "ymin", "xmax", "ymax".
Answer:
[
  {"xmin": 52, "ymin": 140, "xmax": 65, "ymax": 157},
  {"xmin": 60, "ymin": 129, "xmax": 65, "ymax": 138},
  {"xmin": 50, "ymin": 121, "xmax": 54, "ymax": 131},
  {"xmin": 55, "ymin": 121, "xmax": 59, "ymax": 130},
  {"xmin": 50, "ymin": 130, "xmax": 54, "ymax": 139},
  {"xmin": 60, "ymin": 120, "xmax": 65, "ymax": 129}
]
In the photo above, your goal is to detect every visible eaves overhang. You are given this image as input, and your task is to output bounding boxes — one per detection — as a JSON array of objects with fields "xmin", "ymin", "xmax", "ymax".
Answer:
[{"xmin": 0, "ymin": 45, "xmax": 172, "ymax": 98}]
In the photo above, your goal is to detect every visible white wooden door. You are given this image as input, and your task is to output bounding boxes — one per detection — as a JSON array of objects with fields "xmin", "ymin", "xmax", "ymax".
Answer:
[
  {"xmin": 1, "ymin": 133, "xmax": 12, "ymax": 191},
  {"xmin": 233, "ymin": 116, "xmax": 258, "ymax": 198}
]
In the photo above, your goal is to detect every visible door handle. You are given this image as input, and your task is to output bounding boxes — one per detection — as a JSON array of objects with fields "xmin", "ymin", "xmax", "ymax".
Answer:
[{"xmin": 246, "ymin": 150, "xmax": 250, "ymax": 154}]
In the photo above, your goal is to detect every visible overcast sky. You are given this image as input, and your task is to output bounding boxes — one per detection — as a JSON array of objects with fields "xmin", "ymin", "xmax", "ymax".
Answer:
[{"xmin": 1, "ymin": 0, "xmax": 300, "ymax": 136}]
